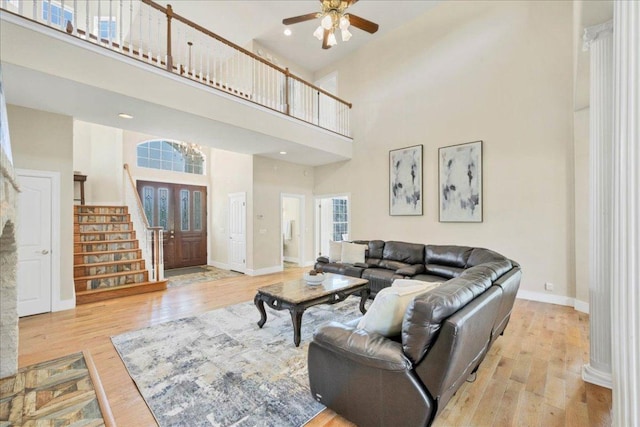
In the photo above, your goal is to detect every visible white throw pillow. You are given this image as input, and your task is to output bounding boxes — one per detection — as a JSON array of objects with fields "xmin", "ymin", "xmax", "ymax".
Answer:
[
  {"xmin": 357, "ymin": 283, "xmax": 437, "ymax": 337},
  {"xmin": 329, "ymin": 241, "xmax": 342, "ymax": 262},
  {"xmin": 341, "ymin": 242, "xmax": 367, "ymax": 264},
  {"xmin": 393, "ymin": 279, "xmax": 442, "ymax": 288}
]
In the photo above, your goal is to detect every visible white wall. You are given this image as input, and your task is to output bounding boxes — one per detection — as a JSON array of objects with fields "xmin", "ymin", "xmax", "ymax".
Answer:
[
  {"xmin": 210, "ymin": 148, "xmax": 253, "ymax": 269},
  {"xmin": 314, "ymin": 1, "xmax": 575, "ymax": 297},
  {"xmin": 7, "ymin": 105, "xmax": 74, "ymax": 302},
  {"xmin": 73, "ymin": 120, "xmax": 123, "ymax": 204},
  {"xmin": 253, "ymin": 156, "xmax": 314, "ymax": 271}
]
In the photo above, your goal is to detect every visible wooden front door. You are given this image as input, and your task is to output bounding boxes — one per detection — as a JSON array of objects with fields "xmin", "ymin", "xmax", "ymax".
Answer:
[{"xmin": 137, "ymin": 181, "xmax": 207, "ymax": 269}]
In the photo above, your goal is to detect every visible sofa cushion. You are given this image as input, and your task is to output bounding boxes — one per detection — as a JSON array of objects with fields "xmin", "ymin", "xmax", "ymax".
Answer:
[
  {"xmin": 316, "ymin": 262, "xmax": 365, "ymax": 278},
  {"xmin": 358, "ymin": 283, "xmax": 440, "ymax": 337},
  {"xmin": 424, "ymin": 264, "xmax": 465, "ymax": 279},
  {"xmin": 425, "ymin": 245, "xmax": 473, "ymax": 268},
  {"xmin": 401, "ymin": 273, "xmax": 496, "ymax": 365},
  {"xmin": 379, "ymin": 259, "xmax": 411, "ymax": 271},
  {"xmin": 466, "ymin": 248, "xmax": 509, "ymax": 267},
  {"xmin": 362, "ymin": 268, "xmax": 404, "ymax": 295},
  {"xmin": 412, "ymin": 274, "xmax": 448, "ymax": 283},
  {"xmin": 341, "ymin": 242, "xmax": 367, "ymax": 264},
  {"xmin": 383, "ymin": 241, "xmax": 425, "ymax": 265},
  {"xmin": 329, "ymin": 241, "xmax": 342, "ymax": 262}
]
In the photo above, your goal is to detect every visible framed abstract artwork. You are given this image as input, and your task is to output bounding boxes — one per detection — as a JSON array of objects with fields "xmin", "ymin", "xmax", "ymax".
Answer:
[
  {"xmin": 439, "ymin": 140, "xmax": 483, "ymax": 222},
  {"xmin": 389, "ymin": 144, "xmax": 423, "ymax": 216}
]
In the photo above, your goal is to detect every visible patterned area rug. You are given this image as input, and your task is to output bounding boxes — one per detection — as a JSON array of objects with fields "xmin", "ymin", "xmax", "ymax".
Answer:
[
  {"xmin": 111, "ymin": 298, "xmax": 363, "ymax": 426},
  {"xmin": 166, "ymin": 265, "xmax": 242, "ymax": 288}
]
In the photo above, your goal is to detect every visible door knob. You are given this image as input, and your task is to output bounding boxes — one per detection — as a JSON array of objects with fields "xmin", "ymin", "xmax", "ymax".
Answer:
[{"xmin": 38, "ymin": 249, "xmax": 49, "ymax": 255}]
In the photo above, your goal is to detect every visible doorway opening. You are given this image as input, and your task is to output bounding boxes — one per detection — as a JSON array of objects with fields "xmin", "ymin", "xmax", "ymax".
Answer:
[
  {"xmin": 315, "ymin": 194, "xmax": 350, "ymax": 258},
  {"xmin": 281, "ymin": 194, "xmax": 304, "ymax": 268}
]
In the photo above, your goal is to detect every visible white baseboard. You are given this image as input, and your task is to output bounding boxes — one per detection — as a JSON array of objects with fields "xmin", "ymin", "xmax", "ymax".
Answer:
[
  {"xmin": 245, "ymin": 265, "xmax": 283, "ymax": 276},
  {"xmin": 283, "ymin": 256, "xmax": 299, "ymax": 263},
  {"xmin": 210, "ymin": 260, "xmax": 230, "ymax": 271},
  {"xmin": 517, "ymin": 290, "xmax": 590, "ymax": 313},
  {"xmin": 573, "ymin": 299, "xmax": 589, "ymax": 314},
  {"xmin": 516, "ymin": 290, "xmax": 575, "ymax": 307},
  {"xmin": 582, "ymin": 364, "xmax": 613, "ymax": 389},
  {"xmin": 52, "ymin": 297, "xmax": 75, "ymax": 312}
]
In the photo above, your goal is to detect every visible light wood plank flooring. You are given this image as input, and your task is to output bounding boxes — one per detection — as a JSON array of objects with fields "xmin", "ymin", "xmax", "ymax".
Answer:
[{"xmin": 18, "ymin": 267, "xmax": 612, "ymax": 426}]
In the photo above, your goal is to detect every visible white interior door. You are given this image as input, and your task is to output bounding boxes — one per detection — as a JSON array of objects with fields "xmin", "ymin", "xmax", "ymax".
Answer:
[
  {"xmin": 281, "ymin": 194, "xmax": 304, "ymax": 266},
  {"xmin": 228, "ymin": 192, "xmax": 246, "ymax": 273},
  {"xmin": 17, "ymin": 173, "xmax": 53, "ymax": 317}
]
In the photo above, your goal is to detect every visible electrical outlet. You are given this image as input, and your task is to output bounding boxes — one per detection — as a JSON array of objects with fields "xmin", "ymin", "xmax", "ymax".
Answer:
[{"xmin": 545, "ymin": 282, "xmax": 554, "ymax": 291}]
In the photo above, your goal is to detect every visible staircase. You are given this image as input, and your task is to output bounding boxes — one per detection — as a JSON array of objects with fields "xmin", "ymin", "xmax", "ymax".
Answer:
[{"xmin": 73, "ymin": 205, "xmax": 167, "ymax": 304}]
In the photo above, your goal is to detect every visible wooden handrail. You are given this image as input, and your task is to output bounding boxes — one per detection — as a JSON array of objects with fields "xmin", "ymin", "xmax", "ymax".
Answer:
[
  {"xmin": 123, "ymin": 163, "xmax": 150, "ymax": 228},
  {"xmin": 141, "ymin": 0, "xmax": 352, "ymax": 108}
]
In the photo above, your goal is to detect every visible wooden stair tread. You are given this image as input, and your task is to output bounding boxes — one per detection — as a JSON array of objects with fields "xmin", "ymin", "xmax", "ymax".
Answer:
[
  {"xmin": 77, "ymin": 248, "xmax": 141, "ymax": 256},
  {"xmin": 74, "ymin": 221, "xmax": 131, "ymax": 225},
  {"xmin": 77, "ymin": 230, "xmax": 134, "ymax": 234},
  {"xmin": 75, "ymin": 281, "xmax": 167, "ymax": 304},
  {"xmin": 75, "ymin": 259, "xmax": 144, "ymax": 268},
  {"xmin": 77, "ymin": 239, "xmax": 138, "ymax": 244},
  {"xmin": 74, "ymin": 269, "xmax": 147, "ymax": 281}
]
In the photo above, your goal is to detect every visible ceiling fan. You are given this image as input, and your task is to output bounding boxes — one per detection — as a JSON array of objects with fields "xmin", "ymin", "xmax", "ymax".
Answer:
[{"xmin": 282, "ymin": 0, "xmax": 379, "ymax": 49}]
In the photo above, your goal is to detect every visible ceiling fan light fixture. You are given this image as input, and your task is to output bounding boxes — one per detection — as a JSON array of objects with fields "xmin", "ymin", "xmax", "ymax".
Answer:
[
  {"xmin": 341, "ymin": 28, "xmax": 352, "ymax": 42},
  {"xmin": 321, "ymin": 14, "xmax": 333, "ymax": 30},
  {"xmin": 328, "ymin": 31, "xmax": 337, "ymax": 46},
  {"xmin": 313, "ymin": 25, "xmax": 324, "ymax": 40},
  {"xmin": 339, "ymin": 15, "xmax": 350, "ymax": 30}
]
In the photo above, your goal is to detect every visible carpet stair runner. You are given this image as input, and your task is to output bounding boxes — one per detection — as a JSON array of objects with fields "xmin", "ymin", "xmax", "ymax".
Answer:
[{"xmin": 74, "ymin": 205, "xmax": 166, "ymax": 304}]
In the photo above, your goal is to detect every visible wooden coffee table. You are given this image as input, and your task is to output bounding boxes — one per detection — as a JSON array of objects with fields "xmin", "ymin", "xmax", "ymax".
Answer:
[{"xmin": 254, "ymin": 273, "xmax": 370, "ymax": 347}]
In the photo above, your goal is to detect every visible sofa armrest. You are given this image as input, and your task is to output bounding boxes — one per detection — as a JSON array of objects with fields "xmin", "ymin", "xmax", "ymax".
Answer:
[
  {"xmin": 316, "ymin": 256, "xmax": 329, "ymax": 263},
  {"xmin": 313, "ymin": 321, "xmax": 412, "ymax": 371},
  {"xmin": 396, "ymin": 264, "xmax": 425, "ymax": 276}
]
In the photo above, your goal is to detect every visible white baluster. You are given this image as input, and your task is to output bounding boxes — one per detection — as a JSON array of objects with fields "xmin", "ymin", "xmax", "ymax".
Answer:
[
  {"xmin": 138, "ymin": 3, "xmax": 142, "ymax": 58},
  {"xmin": 157, "ymin": 13, "xmax": 161, "ymax": 64},
  {"xmin": 97, "ymin": 0, "xmax": 101, "ymax": 42},
  {"xmin": 129, "ymin": 0, "xmax": 133, "ymax": 55},
  {"xmin": 118, "ymin": 0, "xmax": 123, "ymax": 50},
  {"xmin": 108, "ymin": 0, "xmax": 113, "ymax": 47},
  {"xmin": 147, "ymin": 8, "xmax": 152, "ymax": 62},
  {"xmin": 72, "ymin": 0, "xmax": 77, "ymax": 35},
  {"xmin": 85, "ymin": 0, "xmax": 89, "ymax": 40}
]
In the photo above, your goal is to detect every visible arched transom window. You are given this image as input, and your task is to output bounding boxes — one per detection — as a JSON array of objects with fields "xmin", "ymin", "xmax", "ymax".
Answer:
[{"xmin": 136, "ymin": 140, "xmax": 205, "ymax": 175}]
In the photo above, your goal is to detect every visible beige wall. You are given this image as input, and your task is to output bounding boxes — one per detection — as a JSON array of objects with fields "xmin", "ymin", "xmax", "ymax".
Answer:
[
  {"xmin": 73, "ymin": 120, "xmax": 124, "ymax": 204},
  {"xmin": 8, "ymin": 105, "xmax": 75, "ymax": 302},
  {"xmin": 253, "ymin": 156, "xmax": 314, "ymax": 271},
  {"xmin": 210, "ymin": 149, "xmax": 253, "ymax": 268},
  {"xmin": 314, "ymin": 1, "xmax": 575, "ymax": 297},
  {"xmin": 573, "ymin": 108, "xmax": 590, "ymax": 305}
]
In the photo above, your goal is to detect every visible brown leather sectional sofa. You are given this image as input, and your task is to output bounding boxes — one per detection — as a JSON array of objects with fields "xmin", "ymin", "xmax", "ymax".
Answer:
[{"xmin": 309, "ymin": 241, "xmax": 522, "ymax": 426}]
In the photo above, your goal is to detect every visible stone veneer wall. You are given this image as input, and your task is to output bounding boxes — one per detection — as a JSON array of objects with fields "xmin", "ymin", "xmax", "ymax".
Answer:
[{"xmin": 0, "ymin": 145, "xmax": 19, "ymax": 378}]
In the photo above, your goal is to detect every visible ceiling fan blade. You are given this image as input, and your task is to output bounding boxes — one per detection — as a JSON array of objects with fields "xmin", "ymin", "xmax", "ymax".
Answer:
[
  {"xmin": 282, "ymin": 12, "xmax": 318, "ymax": 26},
  {"xmin": 347, "ymin": 14, "xmax": 379, "ymax": 34},
  {"xmin": 322, "ymin": 29, "xmax": 332, "ymax": 49}
]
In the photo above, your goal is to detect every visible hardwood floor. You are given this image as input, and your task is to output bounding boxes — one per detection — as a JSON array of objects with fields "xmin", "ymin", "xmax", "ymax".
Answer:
[{"xmin": 18, "ymin": 268, "xmax": 612, "ymax": 426}]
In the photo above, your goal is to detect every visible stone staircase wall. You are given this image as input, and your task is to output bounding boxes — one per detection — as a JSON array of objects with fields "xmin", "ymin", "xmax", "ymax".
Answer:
[{"xmin": 73, "ymin": 205, "xmax": 166, "ymax": 304}]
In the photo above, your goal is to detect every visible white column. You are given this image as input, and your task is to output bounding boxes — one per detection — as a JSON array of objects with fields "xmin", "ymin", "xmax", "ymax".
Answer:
[
  {"xmin": 611, "ymin": 1, "xmax": 640, "ymax": 425},
  {"xmin": 582, "ymin": 20, "xmax": 613, "ymax": 389}
]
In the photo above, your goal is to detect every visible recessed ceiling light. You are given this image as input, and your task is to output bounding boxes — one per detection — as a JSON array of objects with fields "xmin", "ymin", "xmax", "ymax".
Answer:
[
  {"xmin": 118, "ymin": 113, "xmax": 134, "ymax": 119},
  {"xmin": 280, "ymin": 151, "xmax": 287, "ymax": 155},
  {"xmin": 283, "ymin": 28, "xmax": 292, "ymax": 36}
]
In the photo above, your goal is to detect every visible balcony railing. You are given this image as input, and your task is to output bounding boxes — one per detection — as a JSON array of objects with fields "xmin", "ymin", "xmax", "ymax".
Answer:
[{"xmin": 1, "ymin": 0, "xmax": 352, "ymax": 137}]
